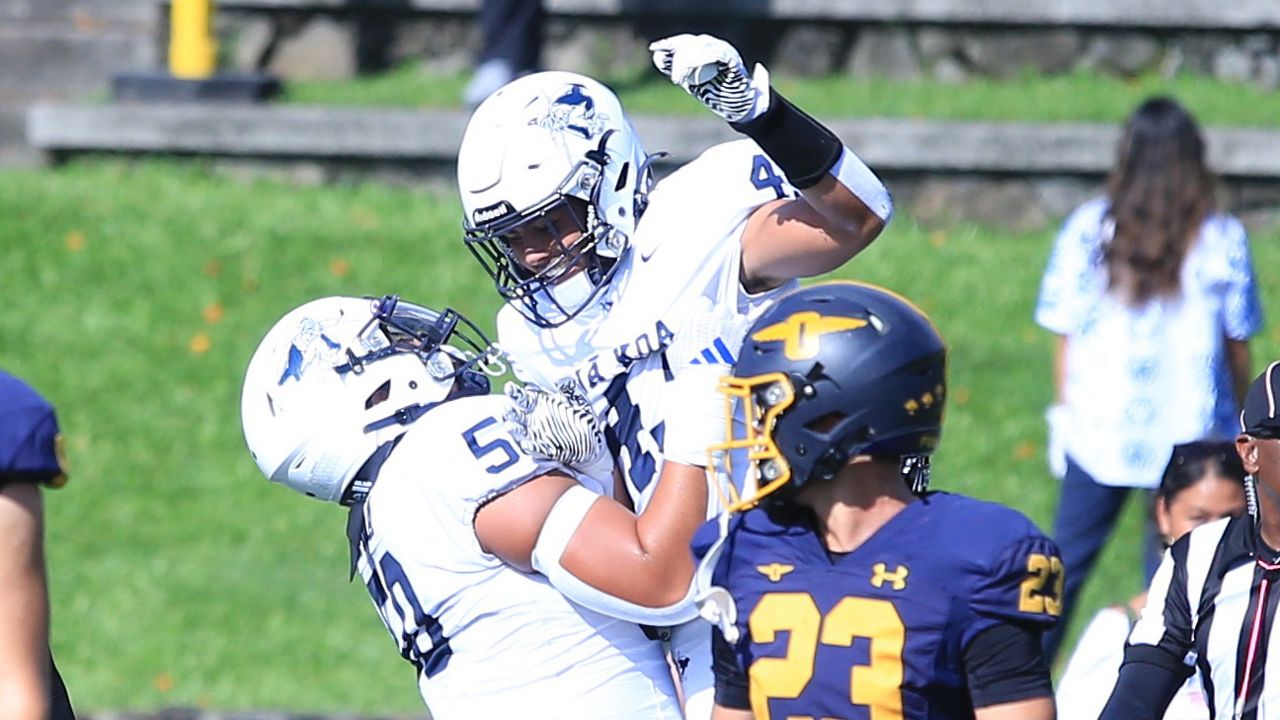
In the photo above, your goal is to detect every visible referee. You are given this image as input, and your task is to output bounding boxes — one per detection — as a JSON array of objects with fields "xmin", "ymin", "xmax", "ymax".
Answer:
[{"xmin": 1100, "ymin": 361, "xmax": 1280, "ymax": 720}]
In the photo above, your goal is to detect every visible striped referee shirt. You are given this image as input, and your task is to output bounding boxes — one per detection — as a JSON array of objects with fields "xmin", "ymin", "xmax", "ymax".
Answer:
[{"xmin": 1120, "ymin": 514, "xmax": 1280, "ymax": 719}]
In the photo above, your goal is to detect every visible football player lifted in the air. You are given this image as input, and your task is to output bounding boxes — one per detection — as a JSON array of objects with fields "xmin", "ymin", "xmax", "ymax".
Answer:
[
  {"xmin": 240, "ymin": 295, "xmax": 724, "ymax": 720},
  {"xmin": 698, "ymin": 282, "xmax": 1061, "ymax": 720},
  {"xmin": 455, "ymin": 33, "xmax": 893, "ymax": 715}
]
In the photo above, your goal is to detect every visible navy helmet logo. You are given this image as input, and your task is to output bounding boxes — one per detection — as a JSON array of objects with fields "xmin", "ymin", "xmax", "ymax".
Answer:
[
  {"xmin": 533, "ymin": 83, "xmax": 610, "ymax": 140},
  {"xmin": 279, "ymin": 316, "xmax": 343, "ymax": 385}
]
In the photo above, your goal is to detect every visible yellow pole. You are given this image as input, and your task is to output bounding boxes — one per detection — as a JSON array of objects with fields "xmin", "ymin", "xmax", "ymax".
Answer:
[{"xmin": 169, "ymin": 0, "xmax": 217, "ymax": 79}]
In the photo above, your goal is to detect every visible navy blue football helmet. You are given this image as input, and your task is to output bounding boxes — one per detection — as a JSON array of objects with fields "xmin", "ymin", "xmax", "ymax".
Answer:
[{"xmin": 710, "ymin": 281, "xmax": 947, "ymax": 511}]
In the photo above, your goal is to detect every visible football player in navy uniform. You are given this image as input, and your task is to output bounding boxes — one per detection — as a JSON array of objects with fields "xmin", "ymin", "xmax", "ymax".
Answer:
[
  {"xmin": 1, "ymin": 370, "xmax": 76, "ymax": 720},
  {"xmin": 698, "ymin": 282, "xmax": 1061, "ymax": 720}
]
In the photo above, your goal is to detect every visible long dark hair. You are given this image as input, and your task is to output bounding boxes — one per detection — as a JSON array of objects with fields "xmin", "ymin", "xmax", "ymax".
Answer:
[
  {"xmin": 1105, "ymin": 97, "xmax": 1215, "ymax": 305},
  {"xmin": 1157, "ymin": 440, "xmax": 1246, "ymax": 507}
]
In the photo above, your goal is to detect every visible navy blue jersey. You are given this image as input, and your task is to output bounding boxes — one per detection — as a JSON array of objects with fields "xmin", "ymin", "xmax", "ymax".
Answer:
[
  {"xmin": 712, "ymin": 491, "xmax": 1061, "ymax": 719},
  {"xmin": 0, "ymin": 369, "xmax": 67, "ymax": 488}
]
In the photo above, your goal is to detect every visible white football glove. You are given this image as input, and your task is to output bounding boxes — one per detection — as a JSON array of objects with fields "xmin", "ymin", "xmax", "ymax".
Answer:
[
  {"xmin": 649, "ymin": 33, "xmax": 770, "ymax": 124},
  {"xmin": 504, "ymin": 382, "xmax": 614, "ymax": 479},
  {"xmin": 661, "ymin": 363, "xmax": 731, "ymax": 468}
]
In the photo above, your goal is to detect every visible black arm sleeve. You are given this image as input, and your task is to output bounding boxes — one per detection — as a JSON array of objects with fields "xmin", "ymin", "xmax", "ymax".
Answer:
[
  {"xmin": 963, "ymin": 622, "xmax": 1054, "ymax": 708},
  {"xmin": 1096, "ymin": 650, "xmax": 1189, "ymax": 720},
  {"xmin": 729, "ymin": 89, "xmax": 842, "ymax": 189},
  {"xmin": 712, "ymin": 626, "xmax": 751, "ymax": 710}
]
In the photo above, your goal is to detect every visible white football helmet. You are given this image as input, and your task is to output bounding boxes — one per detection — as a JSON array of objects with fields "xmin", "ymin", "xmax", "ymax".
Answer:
[
  {"xmin": 241, "ymin": 295, "xmax": 494, "ymax": 505},
  {"xmin": 457, "ymin": 71, "xmax": 657, "ymax": 328}
]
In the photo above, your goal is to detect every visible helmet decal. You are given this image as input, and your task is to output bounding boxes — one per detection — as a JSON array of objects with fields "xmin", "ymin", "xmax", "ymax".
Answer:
[
  {"xmin": 749, "ymin": 311, "xmax": 870, "ymax": 361},
  {"xmin": 535, "ymin": 84, "xmax": 609, "ymax": 140},
  {"xmin": 278, "ymin": 316, "xmax": 347, "ymax": 385}
]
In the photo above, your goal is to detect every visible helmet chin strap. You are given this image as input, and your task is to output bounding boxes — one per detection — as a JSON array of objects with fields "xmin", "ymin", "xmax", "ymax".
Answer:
[{"xmin": 534, "ymin": 270, "xmax": 602, "ymax": 322}]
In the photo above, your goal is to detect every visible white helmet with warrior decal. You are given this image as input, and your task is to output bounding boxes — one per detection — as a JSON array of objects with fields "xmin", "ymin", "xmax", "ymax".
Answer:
[{"xmin": 457, "ymin": 71, "xmax": 655, "ymax": 328}]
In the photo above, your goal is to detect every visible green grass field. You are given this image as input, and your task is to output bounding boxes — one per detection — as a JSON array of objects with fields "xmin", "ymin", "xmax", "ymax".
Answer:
[
  {"xmin": 2, "ymin": 159, "xmax": 1276, "ymax": 714},
  {"xmin": 285, "ymin": 64, "xmax": 1280, "ymax": 127}
]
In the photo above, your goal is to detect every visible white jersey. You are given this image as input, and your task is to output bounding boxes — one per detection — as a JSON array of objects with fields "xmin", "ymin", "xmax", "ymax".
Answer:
[
  {"xmin": 498, "ymin": 139, "xmax": 798, "ymax": 510},
  {"xmin": 353, "ymin": 394, "xmax": 681, "ymax": 719},
  {"xmin": 497, "ymin": 139, "xmax": 797, "ymax": 718}
]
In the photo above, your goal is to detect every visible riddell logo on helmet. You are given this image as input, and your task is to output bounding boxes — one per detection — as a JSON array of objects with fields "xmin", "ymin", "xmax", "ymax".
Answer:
[{"xmin": 473, "ymin": 201, "xmax": 515, "ymax": 225}]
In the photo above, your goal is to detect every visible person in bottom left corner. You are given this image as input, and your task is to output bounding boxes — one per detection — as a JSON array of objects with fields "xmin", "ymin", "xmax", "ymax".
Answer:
[
  {"xmin": 240, "ymin": 294, "xmax": 730, "ymax": 719},
  {"xmin": 0, "ymin": 369, "xmax": 76, "ymax": 720}
]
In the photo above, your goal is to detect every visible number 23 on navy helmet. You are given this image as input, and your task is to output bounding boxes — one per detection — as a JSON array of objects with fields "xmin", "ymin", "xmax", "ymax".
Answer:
[{"xmin": 710, "ymin": 281, "xmax": 947, "ymax": 512}]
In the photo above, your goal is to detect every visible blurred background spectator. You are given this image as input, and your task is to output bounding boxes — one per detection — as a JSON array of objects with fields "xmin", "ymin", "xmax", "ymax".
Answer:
[
  {"xmin": 1036, "ymin": 96, "xmax": 1263, "ymax": 661},
  {"xmin": 1055, "ymin": 440, "xmax": 1247, "ymax": 720},
  {"xmin": 464, "ymin": 0, "xmax": 546, "ymax": 107}
]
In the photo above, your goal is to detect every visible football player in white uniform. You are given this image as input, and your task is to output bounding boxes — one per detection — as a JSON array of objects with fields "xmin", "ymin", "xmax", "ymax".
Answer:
[
  {"xmin": 240, "ymin": 295, "xmax": 724, "ymax": 719},
  {"xmin": 455, "ymin": 33, "xmax": 894, "ymax": 717}
]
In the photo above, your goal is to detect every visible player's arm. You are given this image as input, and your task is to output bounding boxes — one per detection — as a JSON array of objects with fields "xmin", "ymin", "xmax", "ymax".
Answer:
[
  {"xmin": 476, "ymin": 367, "xmax": 722, "ymax": 622},
  {"xmin": 0, "ymin": 480, "xmax": 51, "ymax": 720},
  {"xmin": 650, "ymin": 34, "xmax": 891, "ymax": 293},
  {"xmin": 737, "ymin": 176, "xmax": 883, "ymax": 294},
  {"xmin": 475, "ymin": 462, "xmax": 707, "ymax": 616},
  {"xmin": 964, "ymin": 534, "xmax": 1064, "ymax": 715},
  {"xmin": 965, "ymin": 622, "xmax": 1056, "ymax": 720},
  {"xmin": 975, "ymin": 698, "xmax": 1054, "ymax": 720}
]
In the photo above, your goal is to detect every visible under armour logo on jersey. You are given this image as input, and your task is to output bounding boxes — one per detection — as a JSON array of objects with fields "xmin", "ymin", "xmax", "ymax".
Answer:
[
  {"xmin": 756, "ymin": 563, "xmax": 795, "ymax": 582},
  {"xmin": 871, "ymin": 562, "xmax": 909, "ymax": 590},
  {"xmin": 688, "ymin": 337, "xmax": 736, "ymax": 366},
  {"xmin": 751, "ymin": 311, "xmax": 868, "ymax": 361}
]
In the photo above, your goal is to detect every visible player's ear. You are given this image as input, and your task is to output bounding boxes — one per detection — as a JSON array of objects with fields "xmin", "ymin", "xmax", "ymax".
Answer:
[{"xmin": 1237, "ymin": 434, "xmax": 1260, "ymax": 476}]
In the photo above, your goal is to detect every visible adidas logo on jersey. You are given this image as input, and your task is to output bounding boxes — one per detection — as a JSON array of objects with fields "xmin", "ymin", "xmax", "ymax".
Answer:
[{"xmin": 688, "ymin": 337, "xmax": 736, "ymax": 366}]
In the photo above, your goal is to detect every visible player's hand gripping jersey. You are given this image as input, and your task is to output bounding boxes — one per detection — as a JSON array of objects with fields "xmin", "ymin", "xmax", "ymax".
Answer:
[
  {"xmin": 350, "ymin": 393, "xmax": 680, "ymax": 719},
  {"xmin": 499, "ymin": 139, "xmax": 798, "ymax": 508},
  {"xmin": 705, "ymin": 493, "xmax": 1063, "ymax": 719}
]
